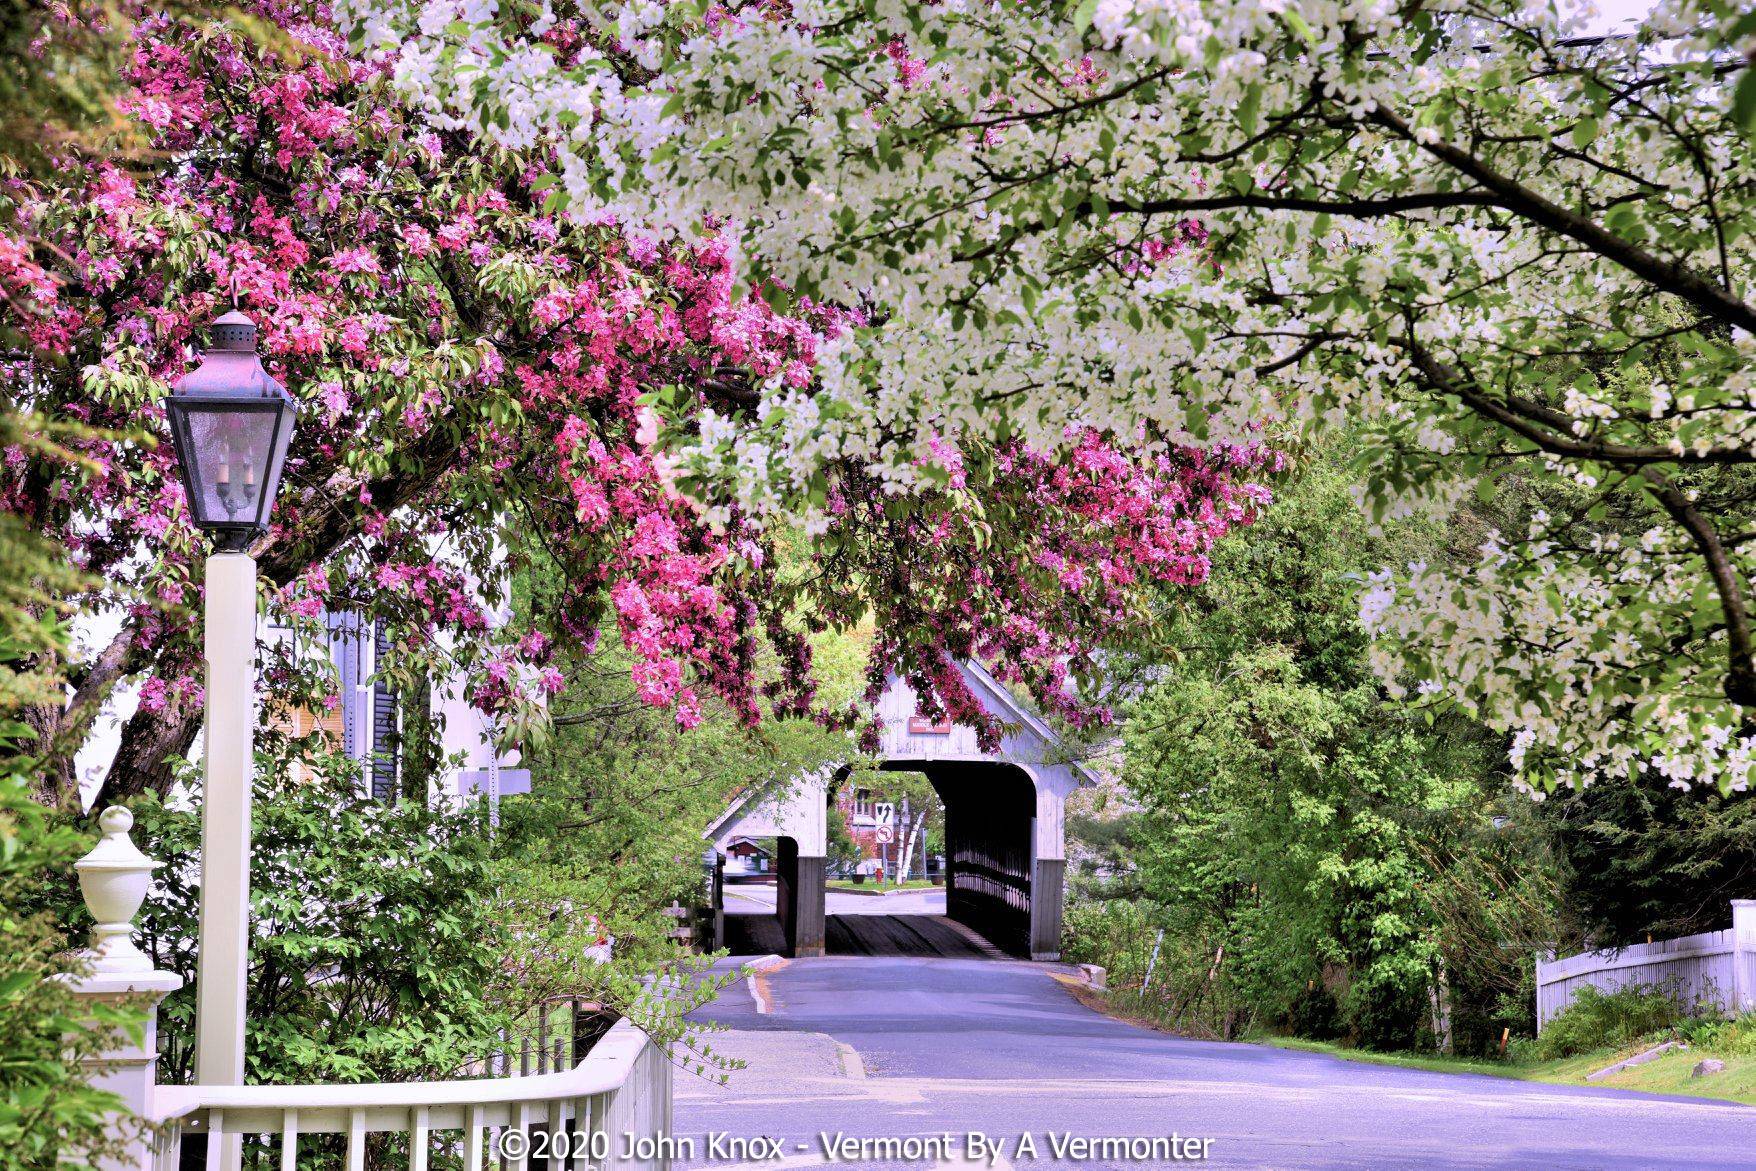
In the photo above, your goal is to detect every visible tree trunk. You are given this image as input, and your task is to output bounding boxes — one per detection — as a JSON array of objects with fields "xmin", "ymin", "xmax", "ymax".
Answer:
[
  {"xmin": 92, "ymin": 688, "xmax": 205, "ymax": 808},
  {"xmin": 1429, "ymin": 966, "xmax": 1453, "ymax": 1055},
  {"xmin": 899, "ymin": 819, "xmax": 921, "ymax": 881}
]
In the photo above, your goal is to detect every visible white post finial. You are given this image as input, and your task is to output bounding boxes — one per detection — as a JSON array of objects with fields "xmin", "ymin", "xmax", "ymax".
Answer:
[
  {"xmin": 74, "ymin": 806, "xmax": 161, "ymax": 975},
  {"xmin": 64, "ymin": 806, "xmax": 182, "ymax": 1171}
]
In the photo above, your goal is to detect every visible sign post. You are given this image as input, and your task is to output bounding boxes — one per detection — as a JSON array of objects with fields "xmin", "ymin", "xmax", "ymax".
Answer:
[
  {"xmin": 874, "ymin": 801, "xmax": 896, "ymax": 887},
  {"xmin": 874, "ymin": 822, "xmax": 895, "ymax": 886}
]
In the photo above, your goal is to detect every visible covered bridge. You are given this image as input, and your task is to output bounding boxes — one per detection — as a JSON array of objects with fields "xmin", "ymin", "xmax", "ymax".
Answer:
[{"xmin": 703, "ymin": 660, "xmax": 1096, "ymax": 960}]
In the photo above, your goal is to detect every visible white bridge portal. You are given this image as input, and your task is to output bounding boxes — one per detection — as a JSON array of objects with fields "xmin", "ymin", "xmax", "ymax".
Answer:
[{"xmin": 704, "ymin": 661, "xmax": 1095, "ymax": 960}]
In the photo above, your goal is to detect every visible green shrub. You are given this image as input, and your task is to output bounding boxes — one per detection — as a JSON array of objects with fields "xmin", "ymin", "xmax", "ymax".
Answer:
[
  {"xmin": 1285, "ymin": 982, "xmax": 1343, "ymax": 1041},
  {"xmin": 112, "ymin": 771, "xmax": 525, "ymax": 1087},
  {"xmin": 1677, "ymin": 1013, "xmax": 1756, "ymax": 1056},
  {"xmin": 1714, "ymin": 1018, "xmax": 1756, "ymax": 1056},
  {"xmin": 1347, "ymin": 971, "xmax": 1431, "ymax": 1053},
  {"xmin": 1504, "ymin": 1035, "xmax": 1543, "ymax": 1065},
  {"xmin": 1060, "ymin": 896, "xmax": 1160, "ymax": 982},
  {"xmin": 1537, "ymin": 983, "xmax": 1682, "ymax": 1059}
]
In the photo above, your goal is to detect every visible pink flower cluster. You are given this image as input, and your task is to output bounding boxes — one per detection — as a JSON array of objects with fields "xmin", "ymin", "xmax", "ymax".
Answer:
[
  {"xmin": 3, "ymin": 2, "xmax": 1280, "ymax": 754},
  {"xmin": 845, "ymin": 429, "xmax": 1281, "ymax": 749}
]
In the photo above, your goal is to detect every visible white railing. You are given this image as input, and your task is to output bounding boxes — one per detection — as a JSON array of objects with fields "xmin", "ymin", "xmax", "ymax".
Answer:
[
  {"xmin": 148, "ymin": 1018, "xmax": 672, "ymax": 1171},
  {"xmin": 1536, "ymin": 899, "xmax": 1756, "ymax": 1033},
  {"xmin": 60, "ymin": 809, "xmax": 673, "ymax": 1171}
]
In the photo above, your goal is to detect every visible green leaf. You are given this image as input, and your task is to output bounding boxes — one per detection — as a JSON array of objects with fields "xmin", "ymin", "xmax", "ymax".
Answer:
[
  {"xmin": 1238, "ymin": 84, "xmax": 1262, "ymax": 136},
  {"xmin": 1281, "ymin": 10, "xmax": 1317, "ymax": 46},
  {"xmin": 1733, "ymin": 70, "xmax": 1756, "ymax": 136}
]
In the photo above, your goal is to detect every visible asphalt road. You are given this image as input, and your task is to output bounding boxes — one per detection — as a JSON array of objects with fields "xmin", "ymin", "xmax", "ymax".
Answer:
[{"xmin": 674, "ymin": 953, "xmax": 1756, "ymax": 1170}]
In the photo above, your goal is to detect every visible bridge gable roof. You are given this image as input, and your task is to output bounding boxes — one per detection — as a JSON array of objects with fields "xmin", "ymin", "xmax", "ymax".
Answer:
[
  {"xmin": 703, "ymin": 660, "xmax": 1095, "ymax": 854},
  {"xmin": 877, "ymin": 660, "xmax": 1098, "ymax": 789}
]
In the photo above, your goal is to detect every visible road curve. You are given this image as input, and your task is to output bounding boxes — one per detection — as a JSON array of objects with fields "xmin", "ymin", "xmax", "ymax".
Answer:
[{"xmin": 675, "ymin": 954, "xmax": 1756, "ymax": 1170}]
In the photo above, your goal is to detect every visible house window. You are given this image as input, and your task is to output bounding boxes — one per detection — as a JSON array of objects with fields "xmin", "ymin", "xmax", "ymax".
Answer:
[
  {"xmin": 326, "ymin": 611, "xmax": 401, "ymax": 802},
  {"xmin": 853, "ymin": 787, "xmax": 872, "ymax": 818},
  {"xmin": 368, "ymin": 619, "xmax": 399, "ymax": 801}
]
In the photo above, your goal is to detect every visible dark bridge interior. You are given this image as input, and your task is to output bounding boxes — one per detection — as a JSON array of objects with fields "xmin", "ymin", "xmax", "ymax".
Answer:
[{"xmin": 899, "ymin": 760, "xmax": 1041, "ymax": 959}]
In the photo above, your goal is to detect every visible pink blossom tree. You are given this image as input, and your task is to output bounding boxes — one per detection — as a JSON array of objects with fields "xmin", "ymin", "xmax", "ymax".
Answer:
[{"xmin": 2, "ymin": 4, "xmax": 1278, "ymax": 809}]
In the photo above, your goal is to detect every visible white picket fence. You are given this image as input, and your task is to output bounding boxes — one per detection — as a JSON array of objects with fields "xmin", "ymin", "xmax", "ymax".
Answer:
[
  {"xmin": 1535, "ymin": 899, "xmax": 1756, "ymax": 1034},
  {"xmin": 63, "ymin": 807, "xmax": 673, "ymax": 1171},
  {"xmin": 147, "ymin": 1018, "xmax": 672, "ymax": 1171}
]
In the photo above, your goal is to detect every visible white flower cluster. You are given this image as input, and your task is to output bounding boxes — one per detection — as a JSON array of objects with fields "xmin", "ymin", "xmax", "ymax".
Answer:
[
  {"xmin": 341, "ymin": 0, "xmax": 1756, "ymax": 791},
  {"xmin": 335, "ymin": 0, "xmax": 624, "ymax": 163},
  {"xmin": 1361, "ymin": 518, "xmax": 1753, "ymax": 794}
]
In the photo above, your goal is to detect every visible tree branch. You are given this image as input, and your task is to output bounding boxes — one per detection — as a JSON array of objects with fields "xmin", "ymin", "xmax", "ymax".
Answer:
[
  {"xmin": 1403, "ymin": 340, "xmax": 1754, "ymax": 468},
  {"xmin": 1637, "ymin": 467, "xmax": 1756, "ymax": 709},
  {"xmin": 1371, "ymin": 108, "xmax": 1756, "ymax": 336}
]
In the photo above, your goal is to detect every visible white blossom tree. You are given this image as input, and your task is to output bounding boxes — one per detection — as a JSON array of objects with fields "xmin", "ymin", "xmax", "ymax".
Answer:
[{"xmin": 341, "ymin": 0, "xmax": 1756, "ymax": 791}]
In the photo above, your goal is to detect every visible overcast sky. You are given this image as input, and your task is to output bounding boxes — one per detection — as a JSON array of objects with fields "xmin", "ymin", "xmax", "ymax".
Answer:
[{"xmin": 1569, "ymin": 0, "xmax": 1660, "ymax": 35}]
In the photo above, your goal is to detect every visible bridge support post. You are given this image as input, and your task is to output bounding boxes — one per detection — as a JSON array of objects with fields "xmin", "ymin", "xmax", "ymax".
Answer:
[
  {"xmin": 709, "ymin": 851, "xmax": 725, "ymax": 952},
  {"xmin": 1030, "ymin": 780, "xmax": 1069, "ymax": 962},
  {"xmin": 794, "ymin": 855, "xmax": 825, "ymax": 957},
  {"xmin": 776, "ymin": 837, "xmax": 826, "ymax": 958},
  {"xmin": 1029, "ymin": 858, "xmax": 1065, "ymax": 961}
]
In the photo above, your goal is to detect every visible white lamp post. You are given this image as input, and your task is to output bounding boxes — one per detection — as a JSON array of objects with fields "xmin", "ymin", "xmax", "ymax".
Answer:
[{"xmin": 164, "ymin": 310, "xmax": 296, "ymax": 1151}]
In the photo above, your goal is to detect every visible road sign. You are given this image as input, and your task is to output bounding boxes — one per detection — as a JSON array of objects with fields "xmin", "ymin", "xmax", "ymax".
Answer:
[
  {"xmin": 874, "ymin": 801, "xmax": 896, "ymax": 826},
  {"xmin": 874, "ymin": 824, "xmax": 895, "ymax": 845}
]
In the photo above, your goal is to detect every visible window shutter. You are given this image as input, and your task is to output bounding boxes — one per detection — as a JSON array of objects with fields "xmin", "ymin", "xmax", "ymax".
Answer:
[
  {"xmin": 370, "ymin": 619, "xmax": 399, "ymax": 802},
  {"xmin": 326, "ymin": 610, "xmax": 362, "ymax": 762}
]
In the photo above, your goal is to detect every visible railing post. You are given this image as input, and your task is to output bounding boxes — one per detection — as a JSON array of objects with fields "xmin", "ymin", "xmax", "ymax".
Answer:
[
  {"xmin": 1733, "ymin": 900, "xmax": 1756, "ymax": 1014},
  {"xmin": 65, "ymin": 806, "xmax": 184, "ymax": 1171}
]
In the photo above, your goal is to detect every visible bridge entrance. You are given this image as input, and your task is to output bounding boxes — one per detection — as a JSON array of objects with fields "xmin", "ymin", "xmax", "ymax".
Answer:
[{"xmin": 703, "ymin": 662, "xmax": 1092, "ymax": 961}]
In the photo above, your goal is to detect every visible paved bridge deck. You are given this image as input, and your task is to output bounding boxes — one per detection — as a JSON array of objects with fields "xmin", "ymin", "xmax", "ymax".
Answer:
[
  {"xmin": 721, "ymin": 883, "xmax": 1003, "ymax": 959},
  {"xmin": 721, "ymin": 912, "xmax": 997, "ymax": 959}
]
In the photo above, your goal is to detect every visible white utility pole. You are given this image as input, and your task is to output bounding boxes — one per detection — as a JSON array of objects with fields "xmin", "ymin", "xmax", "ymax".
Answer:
[{"xmin": 194, "ymin": 551, "xmax": 256, "ymax": 1166}]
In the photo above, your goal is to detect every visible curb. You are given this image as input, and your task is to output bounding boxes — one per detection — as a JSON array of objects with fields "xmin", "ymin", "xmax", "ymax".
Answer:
[
  {"xmin": 834, "ymin": 1040, "xmax": 866, "ymax": 1079},
  {"xmin": 1586, "ymin": 1040, "xmax": 1687, "ymax": 1081},
  {"xmin": 744, "ymin": 954, "xmax": 785, "ymax": 1016}
]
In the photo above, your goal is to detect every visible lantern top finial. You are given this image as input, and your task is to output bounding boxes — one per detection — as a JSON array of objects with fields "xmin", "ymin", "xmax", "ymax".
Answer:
[{"xmin": 210, "ymin": 309, "xmax": 258, "ymax": 354}]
